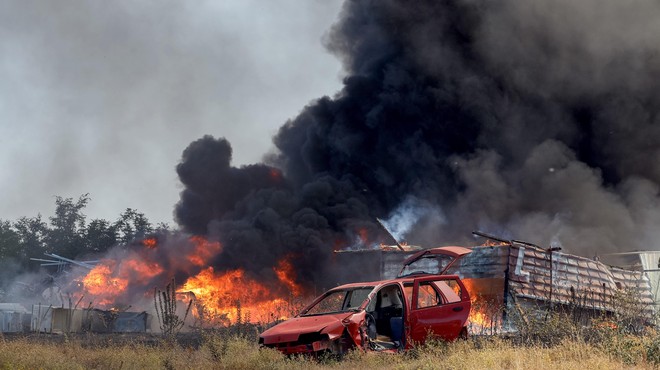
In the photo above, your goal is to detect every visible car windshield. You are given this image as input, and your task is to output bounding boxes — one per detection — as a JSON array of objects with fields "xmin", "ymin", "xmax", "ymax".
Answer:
[
  {"xmin": 399, "ymin": 255, "xmax": 454, "ymax": 277},
  {"xmin": 300, "ymin": 287, "xmax": 374, "ymax": 316}
]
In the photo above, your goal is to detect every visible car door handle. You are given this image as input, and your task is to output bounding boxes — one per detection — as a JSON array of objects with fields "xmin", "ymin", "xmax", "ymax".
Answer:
[{"xmin": 452, "ymin": 306, "xmax": 463, "ymax": 312}]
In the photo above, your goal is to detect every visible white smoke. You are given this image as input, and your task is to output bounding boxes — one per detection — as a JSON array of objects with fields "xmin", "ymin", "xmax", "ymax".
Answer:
[{"xmin": 381, "ymin": 196, "xmax": 446, "ymax": 244}]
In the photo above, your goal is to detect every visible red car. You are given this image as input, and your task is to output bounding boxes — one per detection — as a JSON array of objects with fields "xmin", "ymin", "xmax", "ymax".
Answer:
[{"xmin": 259, "ymin": 246, "xmax": 472, "ymax": 355}]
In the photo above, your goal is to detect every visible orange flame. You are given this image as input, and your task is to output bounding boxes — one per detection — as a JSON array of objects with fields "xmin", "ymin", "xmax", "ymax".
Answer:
[
  {"xmin": 178, "ymin": 266, "xmax": 304, "ymax": 325},
  {"xmin": 81, "ymin": 257, "xmax": 163, "ymax": 306},
  {"xmin": 274, "ymin": 255, "xmax": 302, "ymax": 297},
  {"xmin": 269, "ymin": 168, "xmax": 282, "ymax": 182},
  {"xmin": 461, "ymin": 278, "xmax": 504, "ymax": 334},
  {"xmin": 481, "ymin": 240, "xmax": 509, "ymax": 247},
  {"xmin": 76, "ymin": 235, "xmax": 306, "ymax": 326},
  {"xmin": 469, "ymin": 310, "xmax": 491, "ymax": 330},
  {"xmin": 82, "ymin": 262, "xmax": 127, "ymax": 305},
  {"xmin": 142, "ymin": 238, "xmax": 157, "ymax": 249},
  {"xmin": 187, "ymin": 235, "xmax": 222, "ymax": 266}
]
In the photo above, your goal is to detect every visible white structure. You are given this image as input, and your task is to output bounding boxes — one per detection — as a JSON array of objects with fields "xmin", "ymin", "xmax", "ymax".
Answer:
[{"xmin": 0, "ymin": 303, "xmax": 30, "ymax": 332}]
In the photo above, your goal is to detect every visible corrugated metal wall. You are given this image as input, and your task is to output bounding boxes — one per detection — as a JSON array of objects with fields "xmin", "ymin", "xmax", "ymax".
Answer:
[
  {"xmin": 503, "ymin": 245, "xmax": 654, "ymax": 315},
  {"xmin": 30, "ymin": 305, "xmax": 151, "ymax": 333},
  {"xmin": 342, "ymin": 244, "xmax": 656, "ymax": 331},
  {"xmin": 639, "ymin": 252, "xmax": 660, "ymax": 306},
  {"xmin": 0, "ymin": 303, "xmax": 30, "ymax": 333}
]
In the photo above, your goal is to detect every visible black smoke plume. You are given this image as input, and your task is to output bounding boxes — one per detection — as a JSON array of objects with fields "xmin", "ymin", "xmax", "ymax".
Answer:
[{"xmin": 175, "ymin": 0, "xmax": 660, "ymax": 289}]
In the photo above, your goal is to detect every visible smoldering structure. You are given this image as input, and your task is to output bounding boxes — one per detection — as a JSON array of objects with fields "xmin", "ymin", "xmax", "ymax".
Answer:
[
  {"xmin": 174, "ymin": 0, "xmax": 660, "ymax": 293},
  {"xmin": 336, "ymin": 236, "xmax": 658, "ymax": 334}
]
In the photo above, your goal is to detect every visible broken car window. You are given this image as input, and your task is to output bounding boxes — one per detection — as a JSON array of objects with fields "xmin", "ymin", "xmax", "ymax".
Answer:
[
  {"xmin": 301, "ymin": 287, "xmax": 373, "ymax": 316},
  {"xmin": 345, "ymin": 287, "xmax": 372, "ymax": 310},
  {"xmin": 400, "ymin": 255, "xmax": 453, "ymax": 277},
  {"xmin": 417, "ymin": 282, "xmax": 441, "ymax": 308}
]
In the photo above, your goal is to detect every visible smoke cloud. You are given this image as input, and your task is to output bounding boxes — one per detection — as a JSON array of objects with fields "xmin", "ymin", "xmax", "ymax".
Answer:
[{"xmin": 175, "ymin": 0, "xmax": 660, "ymax": 289}]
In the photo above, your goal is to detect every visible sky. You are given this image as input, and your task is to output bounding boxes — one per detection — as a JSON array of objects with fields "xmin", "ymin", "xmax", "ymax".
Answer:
[{"xmin": 0, "ymin": 0, "xmax": 344, "ymax": 226}]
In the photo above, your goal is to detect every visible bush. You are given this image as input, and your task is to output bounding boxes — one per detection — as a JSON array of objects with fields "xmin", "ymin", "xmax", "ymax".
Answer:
[{"xmin": 645, "ymin": 334, "xmax": 660, "ymax": 365}]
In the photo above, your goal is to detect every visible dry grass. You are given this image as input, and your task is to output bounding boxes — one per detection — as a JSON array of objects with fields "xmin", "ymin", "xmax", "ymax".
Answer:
[{"xmin": 0, "ymin": 332, "xmax": 658, "ymax": 370}]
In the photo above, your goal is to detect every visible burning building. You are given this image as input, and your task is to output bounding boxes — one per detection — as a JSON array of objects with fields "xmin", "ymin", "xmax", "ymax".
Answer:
[
  {"xmin": 335, "ymin": 235, "xmax": 657, "ymax": 335},
  {"xmin": 6, "ymin": 0, "xmax": 660, "ymax": 336},
  {"xmin": 454, "ymin": 243, "xmax": 655, "ymax": 334},
  {"xmin": 165, "ymin": 0, "xmax": 660, "ymax": 327},
  {"xmin": 12, "ymin": 232, "xmax": 657, "ymax": 336}
]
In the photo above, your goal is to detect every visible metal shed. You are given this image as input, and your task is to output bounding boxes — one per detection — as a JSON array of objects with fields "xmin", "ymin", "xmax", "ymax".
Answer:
[
  {"xmin": 0, "ymin": 303, "xmax": 30, "ymax": 332},
  {"xmin": 31, "ymin": 305, "xmax": 84, "ymax": 333},
  {"xmin": 85, "ymin": 309, "xmax": 150, "ymax": 333},
  {"xmin": 334, "ymin": 242, "xmax": 656, "ymax": 334},
  {"xmin": 30, "ymin": 305, "xmax": 152, "ymax": 334},
  {"xmin": 448, "ymin": 244, "xmax": 655, "ymax": 333}
]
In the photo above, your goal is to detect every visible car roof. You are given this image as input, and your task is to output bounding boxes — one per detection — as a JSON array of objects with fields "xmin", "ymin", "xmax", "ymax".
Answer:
[{"xmin": 331, "ymin": 274, "xmax": 461, "ymax": 291}]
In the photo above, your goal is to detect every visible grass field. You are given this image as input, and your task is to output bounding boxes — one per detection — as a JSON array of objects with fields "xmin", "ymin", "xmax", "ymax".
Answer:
[
  {"xmin": 3, "ymin": 296, "xmax": 659, "ymax": 370},
  {"xmin": 1, "ymin": 329, "xmax": 659, "ymax": 370}
]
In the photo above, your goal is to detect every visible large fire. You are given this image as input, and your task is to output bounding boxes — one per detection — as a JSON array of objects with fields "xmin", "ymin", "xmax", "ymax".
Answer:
[
  {"xmin": 178, "ymin": 264, "xmax": 303, "ymax": 325},
  {"xmin": 81, "ymin": 257, "xmax": 164, "ymax": 306},
  {"xmin": 81, "ymin": 263, "xmax": 128, "ymax": 305},
  {"xmin": 74, "ymin": 235, "xmax": 306, "ymax": 326}
]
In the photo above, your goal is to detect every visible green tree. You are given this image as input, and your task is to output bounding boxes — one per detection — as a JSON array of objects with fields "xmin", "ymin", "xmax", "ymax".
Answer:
[
  {"xmin": 0, "ymin": 220, "xmax": 21, "ymax": 260},
  {"xmin": 46, "ymin": 194, "xmax": 89, "ymax": 258},
  {"xmin": 84, "ymin": 218, "xmax": 118, "ymax": 254},
  {"xmin": 115, "ymin": 208, "xmax": 153, "ymax": 243},
  {"xmin": 154, "ymin": 222, "xmax": 171, "ymax": 233},
  {"xmin": 13, "ymin": 215, "xmax": 48, "ymax": 269}
]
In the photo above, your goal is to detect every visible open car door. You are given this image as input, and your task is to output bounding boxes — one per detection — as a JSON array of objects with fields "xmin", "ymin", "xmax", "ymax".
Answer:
[
  {"xmin": 407, "ymin": 275, "xmax": 470, "ymax": 343},
  {"xmin": 398, "ymin": 246, "xmax": 472, "ymax": 277}
]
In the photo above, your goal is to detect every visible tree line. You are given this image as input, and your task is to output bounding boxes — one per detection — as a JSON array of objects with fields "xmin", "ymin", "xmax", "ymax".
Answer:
[{"xmin": 0, "ymin": 194, "xmax": 168, "ymax": 271}]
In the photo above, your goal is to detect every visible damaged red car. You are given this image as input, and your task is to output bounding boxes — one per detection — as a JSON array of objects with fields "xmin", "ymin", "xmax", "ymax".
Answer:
[{"xmin": 259, "ymin": 246, "xmax": 472, "ymax": 355}]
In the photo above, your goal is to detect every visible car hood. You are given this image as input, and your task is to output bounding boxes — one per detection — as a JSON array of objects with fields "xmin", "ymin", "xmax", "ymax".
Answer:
[{"xmin": 260, "ymin": 313, "xmax": 351, "ymax": 344}]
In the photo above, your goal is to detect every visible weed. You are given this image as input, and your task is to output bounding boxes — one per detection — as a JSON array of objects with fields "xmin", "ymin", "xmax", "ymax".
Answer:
[{"xmin": 154, "ymin": 278, "xmax": 192, "ymax": 339}]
